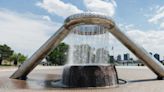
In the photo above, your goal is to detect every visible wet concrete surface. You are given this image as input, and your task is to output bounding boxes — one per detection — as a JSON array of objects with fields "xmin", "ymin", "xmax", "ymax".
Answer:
[{"xmin": 0, "ymin": 66, "xmax": 164, "ymax": 92}]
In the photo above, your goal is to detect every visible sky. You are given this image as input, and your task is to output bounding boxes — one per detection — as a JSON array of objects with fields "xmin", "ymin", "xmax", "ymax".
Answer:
[{"xmin": 0, "ymin": 0, "xmax": 164, "ymax": 59}]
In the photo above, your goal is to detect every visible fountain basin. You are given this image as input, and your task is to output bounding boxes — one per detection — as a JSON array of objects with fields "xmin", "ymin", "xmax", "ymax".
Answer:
[{"xmin": 62, "ymin": 65, "xmax": 118, "ymax": 87}]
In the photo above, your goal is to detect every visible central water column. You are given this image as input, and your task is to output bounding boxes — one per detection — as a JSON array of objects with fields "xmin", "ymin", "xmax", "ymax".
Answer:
[
  {"xmin": 66, "ymin": 25, "xmax": 110, "ymax": 65},
  {"xmin": 61, "ymin": 25, "xmax": 118, "ymax": 87}
]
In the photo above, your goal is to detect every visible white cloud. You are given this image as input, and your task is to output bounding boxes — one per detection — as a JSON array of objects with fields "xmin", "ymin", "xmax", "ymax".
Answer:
[
  {"xmin": 37, "ymin": 0, "xmax": 83, "ymax": 18},
  {"xmin": 148, "ymin": 11, "xmax": 164, "ymax": 24},
  {"xmin": 0, "ymin": 9, "xmax": 61, "ymax": 56},
  {"xmin": 160, "ymin": 22, "xmax": 164, "ymax": 29},
  {"xmin": 148, "ymin": 5, "xmax": 164, "ymax": 29},
  {"xmin": 42, "ymin": 15, "xmax": 51, "ymax": 21},
  {"xmin": 156, "ymin": 6, "xmax": 164, "ymax": 14},
  {"xmin": 83, "ymin": 0, "xmax": 117, "ymax": 17},
  {"xmin": 37, "ymin": 0, "xmax": 116, "ymax": 18},
  {"xmin": 126, "ymin": 30, "xmax": 164, "ymax": 56},
  {"xmin": 110, "ymin": 27, "xmax": 164, "ymax": 59},
  {"xmin": 118, "ymin": 24, "xmax": 136, "ymax": 31}
]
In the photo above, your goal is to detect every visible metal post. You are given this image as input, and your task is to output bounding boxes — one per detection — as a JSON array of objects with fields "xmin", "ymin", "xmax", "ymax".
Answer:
[
  {"xmin": 10, "ymin": 25, "xmax": 70, "ymax": 79},
  {"xmin": 110, "ymin": 26, "xmax": 164, "ymax": 79}
]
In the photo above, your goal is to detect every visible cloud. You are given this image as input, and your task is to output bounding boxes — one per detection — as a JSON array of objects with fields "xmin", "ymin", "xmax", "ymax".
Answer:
[
  {"xmin": 83, "ymin": 0, "xmax": 117, "ymax": 17},
  {"xmin": 0, "ymin": 9, "xmax": 61, "ymax": 56},
  {"xmin": 118, "ymin": 24, "xmax": 136, "ymax": 31},
  {"xmin": 42, "ymin": 15, "xmax": 51, "ymax": 21},
  {"xmin": 148, "ymin": 5, "xmax": 164, "ymax": 29},
  {"xmin": 160, "ymin": 22, "xmax": 164, "ymax": 29},
  {"xmin": 36, "ymin": 0, "xmax": 83, "ymax": 18},
  {"xmin": 110, "ymin": 26, "xmax": 164, "ymax": 59},
  {"xmin": 148, "ymin": 10, "xmax": 164, "ymax": 24},
  {"xmin": 126, "ymin": 30, "xmax": 164, "ymax": 57},
  {"xmin": 37, "ymin": 0, "xmax": 117, "ymax": 18}
]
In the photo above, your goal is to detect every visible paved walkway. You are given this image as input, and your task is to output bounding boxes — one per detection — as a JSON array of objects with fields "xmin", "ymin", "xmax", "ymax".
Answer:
[{"xmin": 0, "ymin": 66, "xmax": 163, "ymax": 92}]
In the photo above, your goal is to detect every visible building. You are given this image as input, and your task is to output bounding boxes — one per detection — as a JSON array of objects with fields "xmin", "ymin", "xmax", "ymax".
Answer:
[
  {"xmin": 95, "ymin": 48, "xmax": 109, "ymax": 64},
  {"xmin": 149, "ymin": 52, "xmax": 153, "ymax": 56},
  {"xmin": 154, "ymin": 53, "xmax": 160, "ymax": 61},
  {"xmin": 124, "ymin": 53, "xmax": 130, "ymax": 61},
  {"xmin": 109, "ymin": 55, "xmax": 114, "ymax": 64},
  {"xmin": 73, "ymin": 44, "xmax": 93, "ymax": 64},
  {"xmin": 117, "ymin": 54, "xmax": 121, "ymax": 61}
]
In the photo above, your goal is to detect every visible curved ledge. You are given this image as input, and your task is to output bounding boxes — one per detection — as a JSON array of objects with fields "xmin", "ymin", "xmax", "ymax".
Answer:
[{"xmin": 64, "ymin": 13, "xmax": 115, "ymax": 30}]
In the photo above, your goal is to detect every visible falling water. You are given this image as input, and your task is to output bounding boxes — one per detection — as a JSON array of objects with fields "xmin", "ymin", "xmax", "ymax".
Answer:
[
  {"xmin": 66, "ymin": 25, "xmax": 110, "ymax": 65},
  {"xmin": 60, "ymin": 24, "xmax": 119, "ymax": 87}
]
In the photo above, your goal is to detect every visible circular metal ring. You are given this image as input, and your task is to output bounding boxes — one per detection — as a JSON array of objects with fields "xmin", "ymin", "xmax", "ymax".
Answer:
[{"xmin": 64, "ymin": 13, "xmax": 115, "ymax": 30}]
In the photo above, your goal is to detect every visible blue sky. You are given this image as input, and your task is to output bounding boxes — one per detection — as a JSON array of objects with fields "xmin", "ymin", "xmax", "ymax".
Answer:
[
  {"xmin": 0, "ymin": 0, "xmax": 163, "ymax": 30},
  {"xmin": 0, "ymin": 0, "xmax": 164, "ymax": 58}
]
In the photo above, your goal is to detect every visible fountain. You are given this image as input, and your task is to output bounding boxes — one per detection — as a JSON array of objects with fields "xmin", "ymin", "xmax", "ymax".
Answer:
[
  {"xmin": 10, "ymin": 13, "xmax": 164, "ymax": 88},
  {"xmin": 61, "ymin": 24, "xmax": 118, "ymax": 87}
]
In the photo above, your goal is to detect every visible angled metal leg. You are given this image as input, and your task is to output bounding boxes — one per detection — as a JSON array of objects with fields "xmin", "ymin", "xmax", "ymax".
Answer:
[
  {"xmin": 110, "ymin": 27, "xmax": 164, "ymax": 78},
  {"xmin": 10, "ymin": 26, "xmax": 70, "ymax": 79}
]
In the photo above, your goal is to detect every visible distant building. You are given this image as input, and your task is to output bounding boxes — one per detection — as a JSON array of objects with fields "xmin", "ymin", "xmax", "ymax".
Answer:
[
  {"xmin": 154, "ymin": 53, "xmax": 160, "ymax": 61},
  {"xmin": 149, "ymin": 52, "xmax": 153, "ymax": 56},
  {"xmin": 73, "ymin": 44, "xmax": 92, "ymax": 64},
  {"xmin": 124, "ymin": 53, "xmax": 130, "ymax": 60},
  {"xmin": 95, "ymin": 48, "xmax": 109, "ymax": 64},
  {"xmin": 160, "ymin": 60, "xmax": 164, "ymax": 63},
  {"xmin": 117, "ymin": 54, "xmax": 121, "ymax": 61},
  {"xmin": 109, "ymin": 55, "xmax": 114, "ymax": 64},
  {"xmin": 129, "ymin": 58, "xmax": 133, "ymax": 61}
]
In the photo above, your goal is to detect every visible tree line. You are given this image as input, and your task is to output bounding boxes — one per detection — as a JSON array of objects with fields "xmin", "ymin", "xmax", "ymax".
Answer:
[
  {"xmin": 0, "ymin": 43, "xmax": 69, "ymax": 66},
  {"xmin": 0, "ymin": 44, "xmax": 27, "ymax": 66},
  {"xmin": 45, "ymin": 43, "xmax": 69, "ymax": 65}
]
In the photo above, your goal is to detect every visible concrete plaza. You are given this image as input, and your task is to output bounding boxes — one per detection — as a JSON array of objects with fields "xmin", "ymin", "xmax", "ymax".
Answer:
[{"xmin": 0, "ymin": 66, "xmax": 164, "ymax": 92}]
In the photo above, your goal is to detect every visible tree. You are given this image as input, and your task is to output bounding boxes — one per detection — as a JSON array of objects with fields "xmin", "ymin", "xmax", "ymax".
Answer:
[
  {"xmin": 0, "ymin": 44, "xmax": 14, "ymax": 65},
  {"xmin": 9, "ymin": 53, "xmax": 27, "ymax": 66},
  {"xmin": 46, "ymin": 43, "xmax": 69, "ymax": 65}
]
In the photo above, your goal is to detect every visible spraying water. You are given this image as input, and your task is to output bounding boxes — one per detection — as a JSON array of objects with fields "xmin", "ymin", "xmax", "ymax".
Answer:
[{"xmin": 66, "ymin": 25, "xmax": 110, "ymax": 65}]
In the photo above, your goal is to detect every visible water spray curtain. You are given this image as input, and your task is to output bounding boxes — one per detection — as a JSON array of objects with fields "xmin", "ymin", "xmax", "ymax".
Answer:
[{"xmin": 66, "ymin": 24, "xmax": 111, "ymax": 65}]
